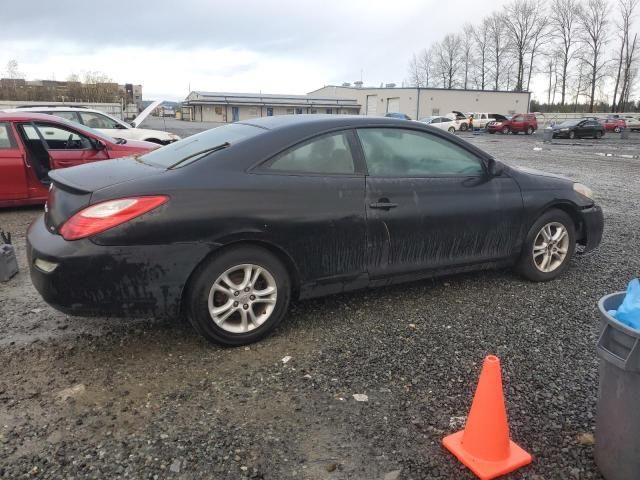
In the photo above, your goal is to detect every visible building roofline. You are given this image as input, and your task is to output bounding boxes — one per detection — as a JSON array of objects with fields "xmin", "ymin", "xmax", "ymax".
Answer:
[
  {"xmin": 188, "ymin": 90, "xmax": 358, "ymax": 102},
  {"xmin": 308, "ymin": 85, "xmax": 531, "ymax": 95}
]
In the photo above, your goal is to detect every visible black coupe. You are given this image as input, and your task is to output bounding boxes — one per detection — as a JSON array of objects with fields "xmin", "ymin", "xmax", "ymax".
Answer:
[
  {"xmin": 552, "ymin": 118, "xmax": 606, "ymax": 139},
  {"xmin": 28, "ymin": 115, "xmax": 604, "ymax": 345}
]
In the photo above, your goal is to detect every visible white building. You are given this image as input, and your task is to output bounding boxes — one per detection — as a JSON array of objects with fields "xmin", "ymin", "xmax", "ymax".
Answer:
[
  {"xmin": 308, "ymin": 85, "xmax": 532, "ymax": 119},
  {"xmin": 182, "ymin": 91, "xmax": 360, "ymax": 123}
]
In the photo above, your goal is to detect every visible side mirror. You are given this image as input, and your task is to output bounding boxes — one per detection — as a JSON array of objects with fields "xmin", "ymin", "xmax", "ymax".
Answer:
[
  {"xmin": 94, "ymin": 140, "xmax": 106, "ymax": 151},
  {"xmin": 129, "ymin": 121, "xmax": 137, "ymax": 128},
  {"xmin": 487, "ymin": 158, "xmax": 504, "ymax": 177}
]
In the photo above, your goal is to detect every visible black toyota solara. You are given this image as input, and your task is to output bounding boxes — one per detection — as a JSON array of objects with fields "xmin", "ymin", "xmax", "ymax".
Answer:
[{"xmin": 28, "ymin": 115, "xmax": 604, "ymax": 346}]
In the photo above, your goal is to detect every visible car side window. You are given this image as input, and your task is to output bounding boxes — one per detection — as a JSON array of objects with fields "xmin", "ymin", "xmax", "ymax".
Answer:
[
  {"xmin": 48, "ymin": 111, "xmax": 80, "ymax": 123},
  {"xmin": 357, "ymin": 128, "xmax": 484, "ymax": 177},
  {"xmin": 266, "ymin": 132, "xmax": 355, "ymax": 174},
  {"xmin": 0, "ymin": 122, "xmax": 16, "ymax": 149},
  {"xmin": 431, "ymin": 117, "xmax": 441, "ymax": 124},
  {"xmin": 34, "ymin": 123, "xmax": 93, "ymax": 150},
  {"xmin": 79, "ymin": 112, "xmax": 119, "ymax": 129}
]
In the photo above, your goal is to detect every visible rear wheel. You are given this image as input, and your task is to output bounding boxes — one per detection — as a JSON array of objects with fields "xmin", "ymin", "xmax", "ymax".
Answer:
[
  {"xmin": 448, "ymin": 126, "xmax": 456, "ymax": 133},
  {"xmin": 568, "ymin": 131, "xmax": 576, "ymax": 139},
  {"xmin": 614, "ymin": 126, "xmax": 621, "ymax": 133},
  {"xmin": 460, "ymin": 123, "xmax": 468, "ymax": 131},
  {"xmin": 526, "ymin": 126, "xmax": 534, "ymax": 135},
  {"xmin": 186, "ymin": 246, "xmax": 291, "ymax": 346},
  {"xmin": 517, "ymin": 209, "xmax": 576, "ymax": 282},
  {"xmin": 595, "ymin": 131, "xmax": 602, "ymax": 139}
]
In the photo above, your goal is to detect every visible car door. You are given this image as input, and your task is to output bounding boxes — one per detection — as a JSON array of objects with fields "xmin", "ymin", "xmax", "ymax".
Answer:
[
  {"xmin": 0, "ymin": 122, "xmax": 29, "ymax": 201},
  {"xmin": 356, "ymin": 127, "xmax": 524, "ymax": 279},
  {"xmin": 252, "ymin": 130, "xmax": 368, "ymax": 295},
  {"xmin": 33, "ymin": 122, "xmax": 110, "ymax": 168}
]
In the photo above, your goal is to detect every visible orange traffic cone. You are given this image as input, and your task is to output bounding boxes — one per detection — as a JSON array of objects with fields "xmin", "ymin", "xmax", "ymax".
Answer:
[{"xmin": 442, "ymin": 355, "xmax": 532, "ymax": 480}]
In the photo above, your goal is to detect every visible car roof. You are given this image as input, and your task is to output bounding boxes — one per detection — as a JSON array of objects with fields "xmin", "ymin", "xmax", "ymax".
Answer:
[
  {"xmin": 238, "ymin": 114, "xmax": 415, "ymax": 131},
  {"xmin": 1, "ymin": 106, "xmax": 105, "ymax": 114},
  {"xmin": 0, "ymin": 111, "xmax": 75, "ymax": 122}
]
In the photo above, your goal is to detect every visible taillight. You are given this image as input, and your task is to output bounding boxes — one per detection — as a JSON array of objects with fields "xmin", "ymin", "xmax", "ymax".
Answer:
[{"xmin": 59, "ymin": 196, "xmax": 168, "ymax": 240}]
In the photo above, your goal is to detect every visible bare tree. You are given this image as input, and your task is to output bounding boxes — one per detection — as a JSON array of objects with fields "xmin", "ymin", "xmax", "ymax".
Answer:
[
  {"xmin": 551, "ymin": 0, "xmax": 582, "ymax": 105},
  {"xmin": 577, "ymin": 0, "xmax": 610, "ymax": 112},
  {"xmin": 407, "ymin": 53, "xmax": 426, "ymax": 87},
  {"xmin": 420, "ymin": 47, "xmax": 434, "ymax": 87},
  {"xmin": 472, "ymin": 17, "xmax": 491, "ymax": 89},
  {"xmin": 612, "ymin": 0, "xmax": 639, "ymax": 112},
  {"xmin": 487, "ymin": 12, "xmax": 508, "ymax": 90},
  {"xmin": 525, "ymin": 8, "xmax": 551, "ymax": 92},
  {"xmin": 4, "ymin": 59, "xmax": 24, "ymax": 80},
  {"xmin": 461, "ymin": 24, "xmax": 475, "ymax": 89},
  {"xmin": 620, "ymin": 34, "xmax": 638, "ymax": 109},
  {"xmin": 434, "ymin": 34, "xmax": 463, "ymax": 89},
  {"xmin": 503, "ymin": 0, "xmax": 546, "ymax": 91}
]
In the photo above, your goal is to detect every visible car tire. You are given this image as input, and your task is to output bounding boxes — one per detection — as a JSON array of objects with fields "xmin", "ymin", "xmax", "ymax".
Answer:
[
  {"xmin": 595, "ymin": 131, "xmax": 602, "ymax": 139},
  {"xmin": 614, "ymin": 127, "xmax": 621, "ymax": 133},
  {"xmin": 568, "ymin": 131, "xmax": 576, "ymax": 139},
  {"xmin": 489, "ymin": 130, "xmax": 496, "ymax": 134},
  {"xmin": 186, "ymin": 245, "xmax": 291, "ymax": 346},
  {"xmin": 501, "ymin": 126, "xmax": 510, "ymax": 134},
  {"xmin": 448, "ymin": 127, "xmax": 456, "ymax": 133},
  {"xmin": 526, "ymin": 126, "xmax": 534, "ymax": 135},
  {"xmin": 460, "ymin": 123, "xmax": 468, "ymax": 131},
  {"xmin": 516, "ymin": 209, "xmax": 576, "ymax": 282}
]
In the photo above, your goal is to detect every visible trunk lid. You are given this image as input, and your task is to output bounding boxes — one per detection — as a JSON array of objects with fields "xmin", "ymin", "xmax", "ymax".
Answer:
[{"xmin": 45, "ymin": 157, "xmax": 164, "ymax": 232}]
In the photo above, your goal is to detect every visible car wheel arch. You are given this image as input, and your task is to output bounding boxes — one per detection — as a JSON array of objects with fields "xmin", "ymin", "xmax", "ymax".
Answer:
[
  {"xmin": 534, "ymin": 202, "xmax": 584, "ymax": 244},
  {"xmin": 180, "ymin": 239, "xmax": 302, "ymax": 316}
]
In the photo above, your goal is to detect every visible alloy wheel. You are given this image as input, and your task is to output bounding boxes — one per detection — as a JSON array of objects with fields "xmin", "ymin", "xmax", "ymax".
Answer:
[
  {"xmin": 532, "ymin": 222, "xmax": 570, "ymax": 273},
  {"xmin": 207, "ymin": 263, "xmax": 277, "ymax": 333}
]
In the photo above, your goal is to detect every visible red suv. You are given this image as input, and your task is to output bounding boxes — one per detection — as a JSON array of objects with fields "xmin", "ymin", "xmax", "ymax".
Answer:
[
  {"xmin": 487, "ymin": 113, "xmax": 538, "ymax": 135},
  {"xmin": 601, "ymin": 118, "xmax": 626, "ymax": 133}
]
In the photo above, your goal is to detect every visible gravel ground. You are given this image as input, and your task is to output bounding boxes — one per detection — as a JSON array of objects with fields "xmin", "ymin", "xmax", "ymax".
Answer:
[{"xmin": 1, "ymin": 125, "xmax": 639, "ymax": 480}]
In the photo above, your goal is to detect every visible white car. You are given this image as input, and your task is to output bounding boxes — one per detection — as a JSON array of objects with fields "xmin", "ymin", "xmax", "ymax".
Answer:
[
  {"xmin": 2, "ymin": 102, "xmax": 180, "ymax": 145},
  {"xmin": 418, "ymin": 116, "xmax": 459, "ymax": 133}
]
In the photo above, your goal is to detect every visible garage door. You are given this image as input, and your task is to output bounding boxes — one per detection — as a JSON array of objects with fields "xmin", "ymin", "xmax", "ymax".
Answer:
[
  {"xmin": 387, "ymin": 97, "xmax": 400, "ymax": 113},
  {"xmin": 366, "ymin": 95, "xmax": 378, "ymax": 116}
]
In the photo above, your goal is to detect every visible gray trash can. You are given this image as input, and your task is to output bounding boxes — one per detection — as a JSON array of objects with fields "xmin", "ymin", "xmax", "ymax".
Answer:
[
  {"xmin": 0, "ymin": 244, "xmax": 18, "ymax": 282},
  {"xmin": 543, "ymin": 127, "xmax": 553, "ymax": 143},
  {"xmin": 621, "ymin": 128, "xmax": 630, "ymax": 140},
  {"xmin": 595, "ymin": 292, "xmax": 640, "ymax": 480}
]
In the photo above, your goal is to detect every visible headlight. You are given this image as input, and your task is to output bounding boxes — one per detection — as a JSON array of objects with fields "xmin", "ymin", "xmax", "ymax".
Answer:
[
  {"xmin": 560, "ymin": 128, "xmax": 569, "ymax": 131},
  {"xmin": 574, "ymin": 183, "xmax": 594, "ymax": 200}
]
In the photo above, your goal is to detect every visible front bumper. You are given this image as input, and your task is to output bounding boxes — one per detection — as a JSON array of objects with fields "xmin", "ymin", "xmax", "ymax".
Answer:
[
  {"xmin": 27, "ymin": 215, "xmax": 212, "ymax": 318},
  {"xmin": 578, "ymin": 205, "xmax": 604, "ymax": 253}
]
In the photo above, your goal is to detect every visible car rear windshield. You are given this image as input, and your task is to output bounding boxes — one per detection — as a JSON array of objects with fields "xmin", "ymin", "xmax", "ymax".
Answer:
[{"xmin": 138, "ymin": 123, "xmax": 265, "ymax": 168}]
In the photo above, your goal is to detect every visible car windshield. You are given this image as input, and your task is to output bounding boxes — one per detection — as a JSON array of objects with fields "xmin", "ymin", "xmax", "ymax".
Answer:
[{"xmin": 138, "ymin": 123, "xmax": 265, "ymax": 168}]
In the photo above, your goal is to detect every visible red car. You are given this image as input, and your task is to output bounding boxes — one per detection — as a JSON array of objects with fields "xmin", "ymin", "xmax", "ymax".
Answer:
[
  {"xmin": 0, "ymin": 113, "xmax": 158, "ymax": 207},
  {"xmin": 601, "ymin": 118, "xmax": 626, "ymax": 133},
  {"xmin": 487, "ymin": 113, "xmax": 538, "ymax": 135}
]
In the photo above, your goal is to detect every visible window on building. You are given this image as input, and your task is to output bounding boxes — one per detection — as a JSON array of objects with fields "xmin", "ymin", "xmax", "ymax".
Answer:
[
  {"xmin": 267, "ymin": 107, "xmax": 274, "ymax": 116},
  {"xmin": 326, "ymin": 108, "xmax": 333, "ymax": 114},
  {"xmin": 0, "ymin": 122, "xmax": 16, "ymax": 149},
  {"xmin": 286, "ymin": 108, "xmax": 294, "ymax": 115},
  {"xmin": 431, "ymin": 109, "xmax": 440, "ymax": 116},
  {"xmin": 310, "ymin": 109, "xmax": 317, "ymax": 114},
  {"xmin": 265, "ymin": 132, "xmax": 355, "ymax": 174},
  {"xmin": 248, "ymin": 107, "xmax": 258, "ymax": 117},
  {"xmin": 295, "ymin": 108, "xmax": 303, "ymax": 114},
  {"xmin": 357, "ymin": 128, "xmax": 483, "ymax": 177}
]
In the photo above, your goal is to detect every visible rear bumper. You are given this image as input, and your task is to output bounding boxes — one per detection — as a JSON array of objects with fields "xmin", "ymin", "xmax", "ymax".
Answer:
[
  {"xmin": 578, "ymin": 205, "xmax": 604, "ymax": 254},
  {"xmin": 27, "ymin": 215, "xmax": 212, "ymax": 318}
]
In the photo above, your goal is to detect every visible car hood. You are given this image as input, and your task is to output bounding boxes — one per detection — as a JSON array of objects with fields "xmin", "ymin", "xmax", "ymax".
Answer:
[
  {"xmin": 511, "ymin": 166, "xmax": 570, "ymax": 181},
  {"xmin": 110, "ymin": 139, "xmax": 160, "ymax": 152},
  {"xmin": 131, "ymin": 100, "xmax": 163, "ymax": 128}
]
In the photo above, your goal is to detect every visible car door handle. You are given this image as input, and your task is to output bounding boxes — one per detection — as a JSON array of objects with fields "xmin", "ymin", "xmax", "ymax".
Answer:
[{"xmin": 369, "ymin": 201, "xmax": 398, "ymax": 210}]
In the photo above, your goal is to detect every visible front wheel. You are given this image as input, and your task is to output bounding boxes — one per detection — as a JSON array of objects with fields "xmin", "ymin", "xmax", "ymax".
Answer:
[
  {"xmin": 568, "ymin": 131, "xmax": 576, "ymax": 139},
  {"xmin": 526, "ymin": 126, "xmax": 534, "ymax": 135},
  {"xmin": 516, "ymin": 209, "xmax": 576, "ymax": 282},
  {"xmin": 614, "ymin": 127, "xmax": 621, "ymax": 133},
  {"xmin": 595, "ymin": 131, "xmax": 602, "ymax": 139},
  {"xmin": 460, "ymin": 123, "xmax": 468, "ymax": 131},
  {"xmin": 448, "ymin": 126, "xmax": 456, "ymax": 133},
  {"xmin": 501, "ymin": 126, "xmax": 510, "ymax": 134},
  {"xmin": 186, "ymin": 246, "xmax": 291, "ymax": 346}
]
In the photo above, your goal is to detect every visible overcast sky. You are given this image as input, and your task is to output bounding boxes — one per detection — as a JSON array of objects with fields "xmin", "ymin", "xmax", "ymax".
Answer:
[{"xmin": 2, "ymin": 0, "xmax": 559, "ymax": 102}]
